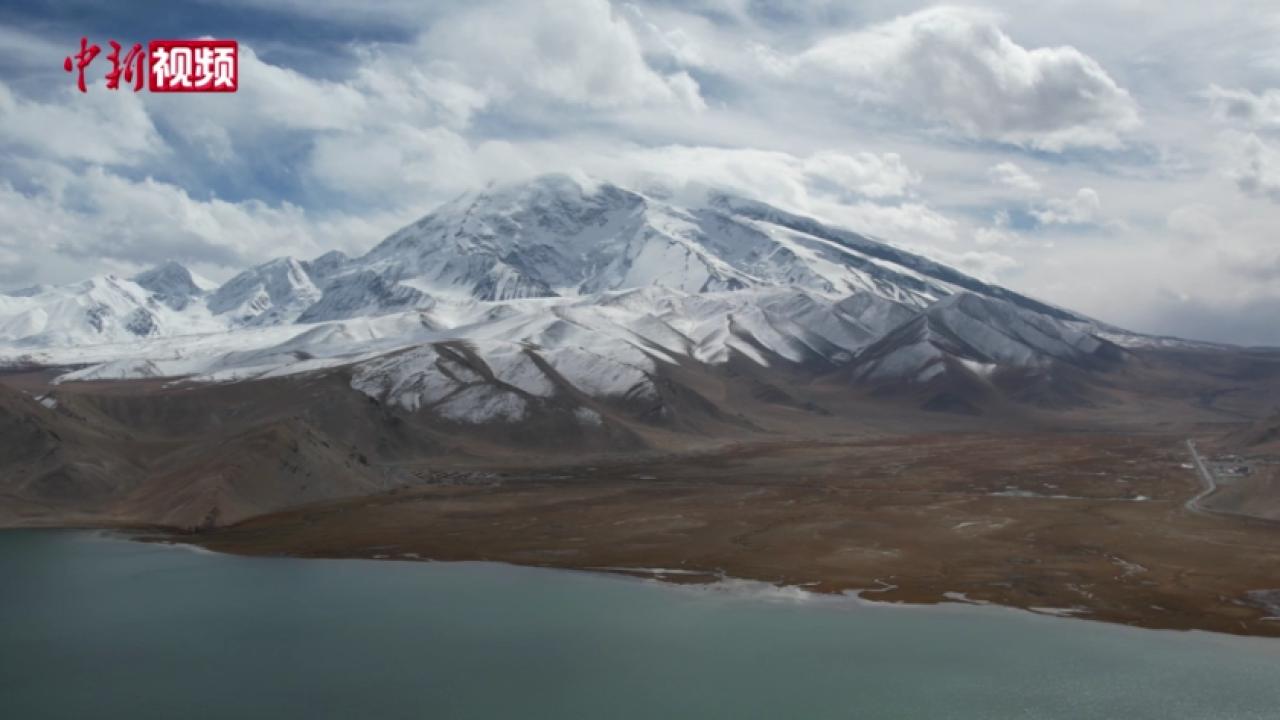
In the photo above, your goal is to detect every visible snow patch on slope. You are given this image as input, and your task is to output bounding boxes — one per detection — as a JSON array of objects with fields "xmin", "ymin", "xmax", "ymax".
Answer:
[{"xmin": 437, "ymin": 385, "xmax": 528, "ymax": 423}]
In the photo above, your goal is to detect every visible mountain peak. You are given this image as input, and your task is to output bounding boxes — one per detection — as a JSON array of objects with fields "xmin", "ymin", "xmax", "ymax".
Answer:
[
  {"xmin": 133, "ymin": 260, "xmax": 220, "ymax": 304},
  {"xmin": 132, "ymin": 261, "xmax": 205, "ymax": 311},
  {"xmin": 481, "ymin": 172, "xmax": 608, "ymax": 202},
  {"xmin": 307, "ymin": 249, "xmax": 348, "ymax": 271},
  {"xmin": 206, "ymin": 256, "xmax": 321, "ymax": 326},
  {"xmin": 281, "ymin": 173, "xmax": 1101, "ymax": 328}
]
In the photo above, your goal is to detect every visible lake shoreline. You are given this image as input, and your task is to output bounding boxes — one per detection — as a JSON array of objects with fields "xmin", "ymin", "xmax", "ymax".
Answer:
[
  {"xmin": 114, "ymin": 523, "xmax": 1278, "ymax": 640},
  {"xmin": 174, "ymin": 536, "xmax": 1280, "ymax": 642},
  {"xmin": 7, "ymin": 528, "xmax": 1280, "ymax": 719},
  {"xmin": 60, "ymin": 526, "xmax": 1267, "ymax": 650},
  {"xmin": 9, "ymin": 433, "xmax": 1280, "ymax": 639}
]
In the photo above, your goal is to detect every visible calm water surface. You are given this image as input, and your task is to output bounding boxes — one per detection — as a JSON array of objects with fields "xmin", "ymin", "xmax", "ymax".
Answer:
[{"xmin": 2, "ymin": 530, "xmax": 1279, "ymax": 719}]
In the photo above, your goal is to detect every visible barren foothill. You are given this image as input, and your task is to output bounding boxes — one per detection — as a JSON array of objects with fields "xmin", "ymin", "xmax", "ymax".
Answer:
[{"xmin": 191, "ymin": 433, "xmax": 1280, "ymax": 637}]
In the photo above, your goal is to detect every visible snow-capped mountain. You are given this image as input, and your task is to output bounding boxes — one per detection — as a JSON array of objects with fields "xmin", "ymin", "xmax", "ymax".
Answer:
[
  {"xmin": 1, "ymin": 174, "xmax": 1134, "ymax": 423},
  {"xmin": 207, "ymin": 257, "xmax": 323, "ymax": 326},
  {"xmin": 300, "ymin": 174, "xmax": 1080, "ymax": 321},
  {"xmin": 132, "ymin": 260, "xmax": 214, "ymax": 311},
  {"xmin": 0, "ymin": 274, "xmax": 223, "ymax": 348}
]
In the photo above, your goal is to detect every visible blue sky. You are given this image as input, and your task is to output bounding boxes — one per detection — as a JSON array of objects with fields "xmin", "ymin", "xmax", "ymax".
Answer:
[{"xmin": 2, "ymin": 0, "xmax": 1280, "ymax": 344}]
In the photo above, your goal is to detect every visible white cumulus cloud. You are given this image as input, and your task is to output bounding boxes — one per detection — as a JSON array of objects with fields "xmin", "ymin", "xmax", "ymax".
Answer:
[
  {"xmin": 0, "ymin": 81, "xmax": 165, "ymax": 166},
  {"xmin": 1205, "ymin": 85, "xmax": 1280, "ymax": 130},
  {"xmin": 1224, "ymin": 132, "xmax": 1280, "ymax": 203},
  {"xmin": 1032, "ymin": 188, "xmax": 1103, "ymax": 225},
  {"xmin": 793, "ymin": 7, "xmax": 1140, "ymax": 151},
  {"xmin": 986, "ymin": 161, "xmax": 1041, "ymax": 192},
  {"xmin": 425, "ymin": 0, "xmax": 705, "ymax": 112}
]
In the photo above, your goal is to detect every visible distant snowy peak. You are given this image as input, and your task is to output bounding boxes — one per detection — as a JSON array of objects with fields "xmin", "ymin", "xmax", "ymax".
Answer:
[
  {"xmin": 132, "ymin": 261, "xmax": 207, "ymax": 311},
  {"xmin": 0, "ymin": 275, "xmax": 212, "ymax": 347},
  {"xmin": 207, "ymin": 257, "xmax": 321, "ymax": 326},
  {"xmin": 303, "ymin": 250, "xmax": 350, "ymax": 282},
  {"xmin": 297, "ymin": 270, "xmax": 434, "ymax": 323}
]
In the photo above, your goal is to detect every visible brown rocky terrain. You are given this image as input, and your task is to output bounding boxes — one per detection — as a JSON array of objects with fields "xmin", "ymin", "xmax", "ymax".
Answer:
[{"xmin": 190, "ymin": 432, "xmax": 1280, "ymax": 636}]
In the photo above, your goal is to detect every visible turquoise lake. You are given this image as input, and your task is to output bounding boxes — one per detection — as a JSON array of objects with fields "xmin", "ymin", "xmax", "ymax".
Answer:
[{"xmin": 2, "ymin": 529, "xmax": 1279, "ymax": 719}]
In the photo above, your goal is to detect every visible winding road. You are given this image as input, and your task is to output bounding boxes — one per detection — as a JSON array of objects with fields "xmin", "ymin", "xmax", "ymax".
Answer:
[{"xmin": 1184, "ymin": 439, "xmax": 1218, "ymax": 514}]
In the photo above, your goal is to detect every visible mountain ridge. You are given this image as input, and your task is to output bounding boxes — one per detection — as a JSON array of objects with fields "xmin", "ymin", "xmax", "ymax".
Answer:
[{"xmin": 0, "ymin": 174, "xmax": 1152, "ymax": 416}]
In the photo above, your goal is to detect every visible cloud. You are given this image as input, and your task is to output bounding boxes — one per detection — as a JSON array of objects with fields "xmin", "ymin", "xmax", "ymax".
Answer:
[
  {"xmin": 1004, "ymin": 190, "xmax": 1280, "ymax": 344},
  {"xmin": 973, "ymin": 226, "xmax": 1019, "ymax": 247},
  {"xmin": 973, "ymin": 209, "xmax": 1028, "ymax": 247},
  {"xmin": 944, "ymin": 249, "xmax": 1019, "ymax": 281},
  {"xmin": 351, "ymin": 53, "xmax": 490, "ymax": 130},
  {"xmin": 1166, "ymin": 203, "xmax": 1223, "ymax": 240},
  {"xmin": 1159, "ymin": 203, "xmax": 1280, "ymax": 286},
  {"xmin": 1206, "ymin": 88, "xmax": 1280, "ymax": 204},
  {"xmin": 0, "ymin": 11, "xmax": 719, "ymax": 282},
  {"xmin": 793, "ymin": 7, "xmax": 1140, "ymax": 151},
  {"xmin": 136, "ymin": 5, "xmax": 704, "ymax": 207},
  {"xmin": 424, "ymin": 0, "xmax": 705, "ymax": 112},
  {"xmin": 0, "ymin": 163, "xmax": 403, "ymax": 283},
  {"xmin": 598, "ymin": 145, "xmax": 921, "ymax": 202},
  {"xmin": 620, "ymin": 3, "xmax": 709, "ymax": 68},
  {"xmin": 800, "ymin": 151, "xmax": 921, "ymax": 199},
  {"xmin": 147, "ymin": 43, "xmax": 477, "ymax": 169},
  {"xmin": 0, "ymin": 81, "xmax": 165, "ymax": 166},
  {"xmin": 986, "ymin": 161, "xmax": 1041, "ymax": 192},
  {"xmin": 1224, "ymin": 132, "xmax": 1280, "ymax": 203},
  {"xmin": 971, "ymin": 208, "xmax": 1055, "ymax": 252},
  {"xmin": 1205, "ymin": 85, "xmax": 1280, "ymax": 130},
  {"xmin": 584, "ymin": 145, "xmax": 955, "ymax": 243},
  {"xmin": 1032, "ymin": 187, "xmax": 1102, "ymax": 225},
  {"xmin": 819, "ymin": 200, "xmax": 958, "ymax": 246},
  {"xmin": 308, "ymin": 125, "xmax": 479, "ymax": 202},
  {"xmin": 1139, "ymin": 293, "xmax": 1280, "ymax": 347}
]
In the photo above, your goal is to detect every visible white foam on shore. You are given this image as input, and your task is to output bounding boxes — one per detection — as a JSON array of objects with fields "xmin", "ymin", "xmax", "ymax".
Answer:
[
  {"xmin": 1029, "ymin": 606, "xmax": 1088, "ymax": 617},
  {"xmin": 590, "ymin": 566, "xmax": 714, "ymax": 577},
  {"xmin": 96, "ymin": 531, "xmax": 225, "ymax": 557},
  {"xmin": 149, "ymin": 539, "xmax": 223, "ymax": 556},
  {"xmin": 73, "ymin": 530, "xmax": 227, "ymax": 557},
  {"xmin": 657, "ymin": 576, "xmax": 832, "ymax": 605},
  {"xmin": 942, "ymin": 591, "xmax": 990, "ymax": 605},
  {"xmin": 658, "ymin": 574, "xmax": 999, "ymax": 612},
  {"xmin": 649, "ymin": 571, "xmax": 1107, "ymax": 628}
]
